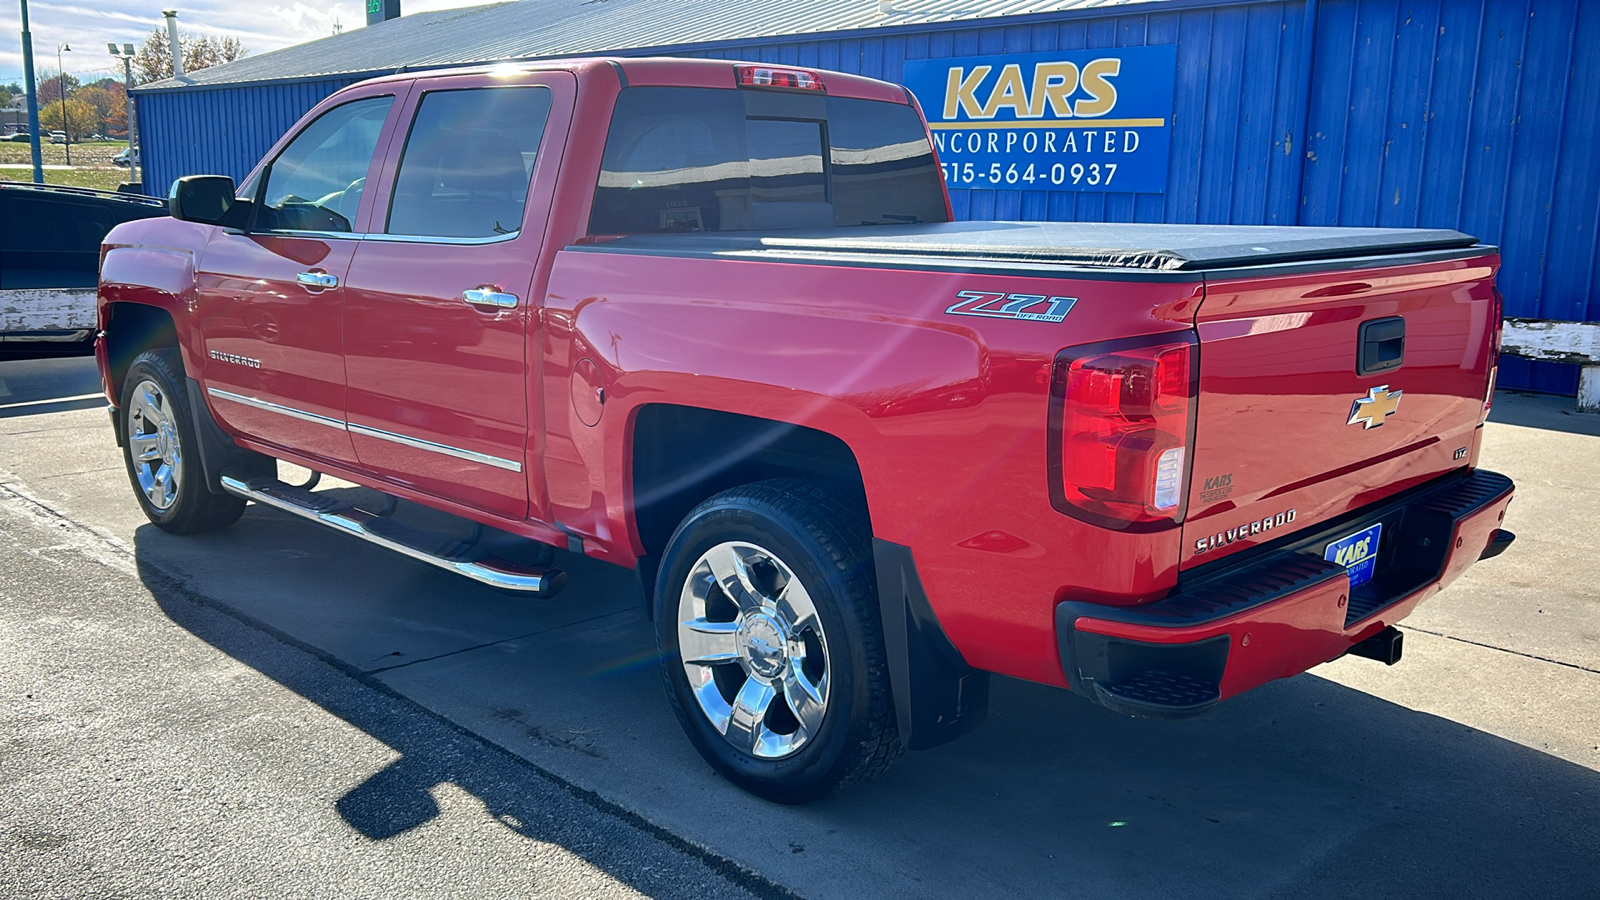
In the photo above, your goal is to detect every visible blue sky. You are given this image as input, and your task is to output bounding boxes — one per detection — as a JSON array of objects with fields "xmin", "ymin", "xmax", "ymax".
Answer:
[{"xmin": 3, "ymin": 0, "xmax": 490, "ymax": 86}]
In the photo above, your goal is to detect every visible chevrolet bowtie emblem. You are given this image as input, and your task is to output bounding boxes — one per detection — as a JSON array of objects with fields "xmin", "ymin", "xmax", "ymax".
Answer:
[{"xmin": 1348, "ymin": 385, "xmax": 1403, "ymax": 429}]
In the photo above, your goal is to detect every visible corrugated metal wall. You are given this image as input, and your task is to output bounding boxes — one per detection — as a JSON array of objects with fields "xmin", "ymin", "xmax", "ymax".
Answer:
[
  {"xmin": 136, "ymin": 75, "xmax": 367, "ymax": 207},
  {"xmin": 136, "ymin": 0, "xmax": 1598, "ymax": 393}
]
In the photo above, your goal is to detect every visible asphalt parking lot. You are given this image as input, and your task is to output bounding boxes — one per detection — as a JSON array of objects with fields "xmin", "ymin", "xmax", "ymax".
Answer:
[{"xmin": 2, "ymin": 355, "xmax": 1597, "ymax": 898}]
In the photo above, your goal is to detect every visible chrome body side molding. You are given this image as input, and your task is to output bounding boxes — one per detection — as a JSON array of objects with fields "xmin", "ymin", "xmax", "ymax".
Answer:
[
  {"xmin": 206, "ymin": 387, "xmax": 522, "ymax": 472},
  {"xmin": 207, "ymin": 387, "xmax": 347, "ymax": 430},
  {"xmin": 347, "ymin": 422, "xmax": 523, "ymax": 472}
]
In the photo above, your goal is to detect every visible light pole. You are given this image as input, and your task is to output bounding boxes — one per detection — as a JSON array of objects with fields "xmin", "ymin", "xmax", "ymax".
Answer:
[
  {"xmin": 108, "ymin": 42, "xmax": 139, "ymax": 184},
  {"xmin": 18, "ymin": 0, "xmax": 44, "ymax": 182},
  {"xmin": 55, "ymin": 41, "xmax": 70, "ymax": 167}
]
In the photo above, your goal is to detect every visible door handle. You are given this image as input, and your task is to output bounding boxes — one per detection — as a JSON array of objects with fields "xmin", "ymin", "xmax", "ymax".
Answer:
[
  {"xmin": 1357, "ymin": 316, "xmax": 1405, "ymax": 376},
  {"xmin": 463, "ymin": 288, "xmax": 519, "ymax": 309},
  {"xmin": 296, "ymin": 271, "xmax": 339, "ymax": 289}
]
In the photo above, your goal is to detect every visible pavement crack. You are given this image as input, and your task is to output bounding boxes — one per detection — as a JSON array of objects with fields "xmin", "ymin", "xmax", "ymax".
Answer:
[
  {"xmin": 365, "ymin": 608, "xmax": 632, "ymax": 674},
  {"xmin": 1404, "ymin": 626, "xmax": 1600, "ymax": 676}
]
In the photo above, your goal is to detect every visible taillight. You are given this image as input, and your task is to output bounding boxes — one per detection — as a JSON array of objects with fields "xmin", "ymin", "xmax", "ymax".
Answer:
[
  {"xmin": 1483, "ymin": 287, "xmax": 1504, "ymax": 421},
  {"xmin": 735, "ymin": 65, "xmax": 826, "ymax": 92},
  {"xmin": 1048, "ymin": 334, "xmax": 1197, "ymax": 531}
]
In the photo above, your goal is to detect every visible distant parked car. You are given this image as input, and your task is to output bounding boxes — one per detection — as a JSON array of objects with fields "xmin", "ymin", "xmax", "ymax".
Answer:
[
  {"xmin": 49, "ymin": 131, "xmax": 67, "ymax": 144},
  {"xmin": 112, "ymin": 147, "xmax": 138, "ymax": 168},
  {"xmin": 5, "ymin": 133, "xmax": 29, "ymax": 143}
]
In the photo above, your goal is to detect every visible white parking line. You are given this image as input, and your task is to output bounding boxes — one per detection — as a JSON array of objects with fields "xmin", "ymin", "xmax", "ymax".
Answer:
[{"xmin": 0, "ymin": 392, "xmax": 105, "ymax": 411}]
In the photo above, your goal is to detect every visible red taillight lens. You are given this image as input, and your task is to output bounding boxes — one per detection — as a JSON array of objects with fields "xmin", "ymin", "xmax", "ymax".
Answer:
[
  {"xmin": 1483, "ymin": 287, "xmax": 1504, "ymax": 421},
  {"xmin": 736, "ymin": 65, "xmax": 826, "ymax": 92},
  {"xmin": 1049, "ymin": 335, "xmax": 1196, "ymax": 531}
]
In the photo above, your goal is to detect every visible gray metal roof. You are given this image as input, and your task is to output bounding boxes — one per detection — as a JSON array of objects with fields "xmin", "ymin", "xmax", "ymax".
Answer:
[{"xmin": 139, "ymin": 0, "xmax": 1174, "ymax": 91}]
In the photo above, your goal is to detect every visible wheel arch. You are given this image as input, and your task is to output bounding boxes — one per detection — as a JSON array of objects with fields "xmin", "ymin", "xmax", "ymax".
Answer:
[
  {"xmin": 102, "ymin": 300, "xmax": 180, "ymax": 405},
  {"xmin": 628, "ymin": 403, "xmax": 989, "ymax": 752},
  {"xmin": 103, "ymin": 300, "xmax": 274, "ymax": 495},
  {"xmin": 629, "ymin": 404, "xmax": 870, "ymax": 589}
]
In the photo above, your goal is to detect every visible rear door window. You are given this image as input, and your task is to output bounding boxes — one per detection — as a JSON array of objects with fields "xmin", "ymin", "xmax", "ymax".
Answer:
[
  {"xmin": 386, "ymin": 86, "xmax": 553, "ymax": 239},
  {"xmin": 825, "ymin": 96, "xmax": 949, "ymax": 227},
  {"xmin": 590, "ymin": 87, "xmax": 947, "ymax": 235},
  {"xmin": 747, "ymin": 118, "xmax": 829, "ymax": 229}
]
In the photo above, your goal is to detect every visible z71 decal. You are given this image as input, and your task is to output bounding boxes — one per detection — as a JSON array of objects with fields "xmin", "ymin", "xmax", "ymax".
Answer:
[{"xmin": 945, "ymin": 290, "xmax": 1077, "ymax": 323}]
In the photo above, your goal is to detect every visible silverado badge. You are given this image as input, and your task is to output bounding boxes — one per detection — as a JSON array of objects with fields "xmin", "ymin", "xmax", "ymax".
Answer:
[{"xmin": 1348, "ymin": 385, "xmax": 1402, "ymax": 429}]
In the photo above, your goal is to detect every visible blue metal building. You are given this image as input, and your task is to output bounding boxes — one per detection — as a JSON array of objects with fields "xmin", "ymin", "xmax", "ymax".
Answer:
[{"xmin": 134, "ymin": 0, "xmax": 1599, "ymax": 394}]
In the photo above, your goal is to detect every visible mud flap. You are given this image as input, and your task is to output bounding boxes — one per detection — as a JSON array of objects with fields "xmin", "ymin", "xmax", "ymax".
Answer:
[
  {"xmin": 184, "ymin": 378, "xmax": 274, "ymax": 494},
  {"xmin": 873, "ymin": 539, "xmax": 989, "ymax": 751}
]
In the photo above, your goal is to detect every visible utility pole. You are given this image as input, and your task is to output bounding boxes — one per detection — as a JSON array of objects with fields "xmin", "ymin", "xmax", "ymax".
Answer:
[
  {"xmin": 56, "ymin": 42, "xmax": 70, "ymax": 167},
  {"xmin": 18, "ymin": 0, "xmax": 43, "ymax": 182},
  {"xmin": 108, "ymin": 42, "xmax": 139, "ymax": 185}
]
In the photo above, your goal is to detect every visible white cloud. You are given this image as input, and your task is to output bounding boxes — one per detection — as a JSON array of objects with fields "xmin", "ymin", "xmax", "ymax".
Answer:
[{"xmin": 1, "ymin": 0, "xmax": 491, "ymax": 86}]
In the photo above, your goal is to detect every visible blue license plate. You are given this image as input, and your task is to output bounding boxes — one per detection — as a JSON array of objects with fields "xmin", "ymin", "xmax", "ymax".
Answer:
[{"xmin": 1325, "ymin": 523, "xmax": 1383, "ymax": 588}]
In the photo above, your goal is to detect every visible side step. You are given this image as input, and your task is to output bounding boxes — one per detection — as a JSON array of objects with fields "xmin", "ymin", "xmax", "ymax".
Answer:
[
  {"xmin": 1092, "ymin": 670, "xmax": 1221, "ymax": 720},
  {"xmin": 219, "ymin": 473, "xmax": 566, "ymax": 596}
]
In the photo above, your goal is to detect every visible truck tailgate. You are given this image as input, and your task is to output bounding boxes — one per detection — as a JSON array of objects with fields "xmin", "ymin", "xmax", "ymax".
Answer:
[{"xmin": 1182, "ymin": 253, "xmax": 1500, "ymax": 569}]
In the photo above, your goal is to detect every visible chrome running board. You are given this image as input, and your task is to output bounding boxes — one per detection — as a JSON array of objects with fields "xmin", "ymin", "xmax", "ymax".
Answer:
[{"xmin": 219, "ymin": 473, "xmax": 565, "ymax": 596}]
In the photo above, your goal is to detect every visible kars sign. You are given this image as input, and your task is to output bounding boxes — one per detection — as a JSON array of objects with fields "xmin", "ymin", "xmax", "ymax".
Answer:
[{"xmin": 902, "ymin": 46, "xmax": 1177, "ymax": 194}]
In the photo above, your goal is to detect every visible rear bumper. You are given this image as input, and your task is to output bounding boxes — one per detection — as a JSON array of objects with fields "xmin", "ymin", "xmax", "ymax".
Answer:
[{"xmin": 1056, "ymin": 469, "xmax": 1515, "ymax": 719}]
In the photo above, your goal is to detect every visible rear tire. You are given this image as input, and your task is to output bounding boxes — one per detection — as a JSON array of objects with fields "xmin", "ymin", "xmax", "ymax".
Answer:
[
  {"xmin": 119, "ymin": 350, "xmax": 246, "ymax": 534},
  {"xmin": 656, "ymin": 479, "xmax": 901, "ymax": 803}
]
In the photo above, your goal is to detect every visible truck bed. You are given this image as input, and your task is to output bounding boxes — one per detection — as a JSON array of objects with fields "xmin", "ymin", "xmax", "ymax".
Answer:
[{"xmin": 584, "ymin": 222, "xmax": 1484, "ymax": 274}]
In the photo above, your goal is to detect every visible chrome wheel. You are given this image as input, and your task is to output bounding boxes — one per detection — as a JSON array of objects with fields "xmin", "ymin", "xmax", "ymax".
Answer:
[
  {"xmin": 677, "ymin": 541, "xmax": 831, "ymax": 760},
  {"xmin": 126, "ymin": 378, "xmax": 183, "ymax": 511}
]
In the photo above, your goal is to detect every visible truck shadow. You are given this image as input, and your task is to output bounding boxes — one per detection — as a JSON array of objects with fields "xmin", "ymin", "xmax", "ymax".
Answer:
[
  {"xmin": 134, "ymin": 513, "xmax": 1600, "ymax": 899},
  {"xmin": 132, "ymin": 542, "xmax": 780, "ymax": 899}
]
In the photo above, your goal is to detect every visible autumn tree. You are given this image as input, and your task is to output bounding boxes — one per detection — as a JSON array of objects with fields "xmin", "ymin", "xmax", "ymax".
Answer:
[
  {"xmin": 39, "ymin": 97, "xmax": 95, "ymax": 140},
  {"xmin": 75, "ymin": 85, "xmax": 123, "ymax": 136},
  {"xmin": 133, "ymin": 27, "xmax": 248, "ymax": 84}
]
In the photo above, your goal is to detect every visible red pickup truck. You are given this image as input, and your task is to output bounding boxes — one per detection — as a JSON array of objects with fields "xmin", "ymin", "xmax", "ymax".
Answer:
[{"xmin": 97, "ymin": 57, "xmax": 1515, "ymax": 802}]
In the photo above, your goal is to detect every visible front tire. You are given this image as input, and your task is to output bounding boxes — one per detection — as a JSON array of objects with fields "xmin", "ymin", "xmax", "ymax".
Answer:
[
  {"xmin": 656, "ymin": 479, "xmax": 901, "ymax": 803},
  {"xmin": 119, "ymin": 350, "xmax": 246, "ymax": 534}
]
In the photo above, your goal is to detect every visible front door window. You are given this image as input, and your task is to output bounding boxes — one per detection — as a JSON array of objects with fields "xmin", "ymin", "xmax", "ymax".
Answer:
[{"xmin": 256, "ymin": 96, "xmax": 394, "ymax": 233}]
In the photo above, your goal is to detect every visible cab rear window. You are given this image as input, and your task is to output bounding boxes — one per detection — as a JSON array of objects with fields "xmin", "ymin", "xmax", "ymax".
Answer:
[{"xmin": 590, "ymin": 87, "xmax": 947, "ymax": 235}]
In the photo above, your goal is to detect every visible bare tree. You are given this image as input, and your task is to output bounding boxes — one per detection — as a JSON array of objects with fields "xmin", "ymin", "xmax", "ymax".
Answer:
[
  {"xmin": 35, "ymin": 69, "xmax": 80, "ymax": 105},
  {"xmin": 133, "ymin": 27, "xmax": 249, "ymax": 84}
]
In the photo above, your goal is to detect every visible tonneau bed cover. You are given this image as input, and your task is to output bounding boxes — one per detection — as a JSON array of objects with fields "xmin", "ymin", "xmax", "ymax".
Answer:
[{"xmin": 590, "ymin": 222, "xmax": 1483, "ymax": 272}]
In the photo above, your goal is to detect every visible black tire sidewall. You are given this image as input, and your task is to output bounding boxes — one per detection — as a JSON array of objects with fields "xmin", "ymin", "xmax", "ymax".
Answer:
[
  {"xmin": 119, "ymin": 352, "xmax": 229, "ymax": 532},
  {"xmin": 656, "ymin": 493, "xmax": 877, "ymax": 803}
]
